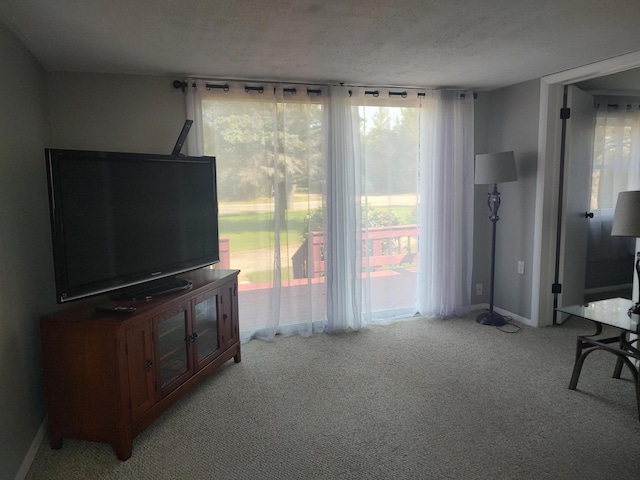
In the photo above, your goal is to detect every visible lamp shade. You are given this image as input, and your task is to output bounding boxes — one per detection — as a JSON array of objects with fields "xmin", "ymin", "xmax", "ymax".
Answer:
[
  {"xmin": 475, "ymin": 151, "xmax": 517, "ymax": 184},
  {"xmin": 611, "ymin": 190, "xmax": 640, "ymax": 237}
]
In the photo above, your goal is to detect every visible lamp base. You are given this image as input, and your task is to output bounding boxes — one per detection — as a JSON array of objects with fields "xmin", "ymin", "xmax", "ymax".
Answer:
[{"xmin": 476, "ymin": 311, "xmax": 507, "ymax": 326}]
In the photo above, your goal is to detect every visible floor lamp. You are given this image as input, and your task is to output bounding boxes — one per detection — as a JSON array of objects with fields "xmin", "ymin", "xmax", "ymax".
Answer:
[
  {"xmin": 611, "ymin": 190, "xmax": 640, "ymax": 315},
  {"xmin": 475, "ymin": 151, "xmax": 518, "ymax": 326}
]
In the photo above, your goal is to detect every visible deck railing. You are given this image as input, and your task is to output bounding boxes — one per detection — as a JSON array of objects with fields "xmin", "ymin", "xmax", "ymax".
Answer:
[{"xmin": 292, "ymin": 225, "xmax": 419, "ymax": 278}]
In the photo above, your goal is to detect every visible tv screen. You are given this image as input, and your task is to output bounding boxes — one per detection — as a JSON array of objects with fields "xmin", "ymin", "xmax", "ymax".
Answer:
[{"xmin": 46, "ymin": 149, "xmax": 220, "ymax": 303}]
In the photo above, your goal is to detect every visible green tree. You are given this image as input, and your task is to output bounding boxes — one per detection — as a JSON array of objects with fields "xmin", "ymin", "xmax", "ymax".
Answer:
[
  {"xmin": 202, "ymin": 97, "xmax": 324, "ymax": 204},
  {"xmin": 361, "ymin": 106, "xmax": 419, "ymax": 195}
]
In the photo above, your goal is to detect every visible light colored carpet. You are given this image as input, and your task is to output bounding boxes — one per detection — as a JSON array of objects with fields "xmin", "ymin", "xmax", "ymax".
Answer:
[{"xmin": 26, "ymin": 313, "xmax": 640, "ymax": 479}]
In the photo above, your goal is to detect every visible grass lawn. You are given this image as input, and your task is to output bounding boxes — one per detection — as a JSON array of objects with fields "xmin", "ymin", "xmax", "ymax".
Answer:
[
  {"xmin": 218, "ymin": 205, "xmax": 417, "ymax": 254},
  {"xmin": 219, "ymin": 210, "xmax": 309, "ymax": 252}
]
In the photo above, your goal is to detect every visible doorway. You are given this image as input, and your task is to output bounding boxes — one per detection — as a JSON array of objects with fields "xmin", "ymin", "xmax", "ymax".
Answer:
[
  {"xmin": 532, "ymin": 51, "xmax": 640, "ymax": 327},
  {"xmin": 580, "ymin": 92, "xmax": 639, "ymax": 302},
  {"xmin": 559, "ymin": 85, "xmax": 638, "ymax": 306}
]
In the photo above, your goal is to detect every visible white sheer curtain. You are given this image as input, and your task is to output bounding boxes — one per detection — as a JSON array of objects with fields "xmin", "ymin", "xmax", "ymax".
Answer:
[
  {"xmin": 416, "ymin": 90, "xmax": 474, "ymax": 317},
  {"xmin": 591, "ymin": 98, "xmax": 640, "ymax": 211},
  {"xmin": 188, "ymin": 81, "xmax": 328, "ymax": 342},
  {"xmin": 185, "ymin": 78, "xmax": 205, "ymax": 156},
  {"xmin": 325, "ymin": 86, "xmax": 426, "ymax": 330},
  {"xmin": 185, "ymin": 82, "xmax": 475, "ymax": 340},
  {"xmin": 355, "ymin": 88, "xmax": 423, "ymax": 323},
  {"xmin": 587, "ymin": 98, "xmax": 640, "ymax": 264},
  {"xmin": 325, "ymin": 85, "xmax": 363, "ymax": 331}
]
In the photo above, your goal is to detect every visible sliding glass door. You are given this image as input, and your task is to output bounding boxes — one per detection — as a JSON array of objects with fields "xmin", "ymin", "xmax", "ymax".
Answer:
[{"xmin": 187, "ymin": 82, "xmax": 474, "ymax": 340}]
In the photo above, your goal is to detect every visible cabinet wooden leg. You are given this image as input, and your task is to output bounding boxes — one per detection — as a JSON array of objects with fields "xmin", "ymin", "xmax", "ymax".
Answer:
[
  {"xmin": 114, "ymin": 430, "xmax": 133, "ymax": 461},
  {"xmin": 234, "ymin": 348, "xmax": 241, "ymax": 363},
  {"xmin": 49, "ymin": 436, "xmax": 63, "ymax": 450}
]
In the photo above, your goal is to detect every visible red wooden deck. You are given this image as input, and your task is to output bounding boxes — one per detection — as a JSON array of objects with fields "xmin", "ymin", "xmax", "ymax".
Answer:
[
  {"xmin": 292, "ymin": 225, "xmax": 419, "ymax": 278},
  {"xmin": 216, "ymin": 225, "xmax": 420, "ymax": 334},
  {"xmin": 236, "ymin": 267, "xmax": 418, "ymax": 332}
]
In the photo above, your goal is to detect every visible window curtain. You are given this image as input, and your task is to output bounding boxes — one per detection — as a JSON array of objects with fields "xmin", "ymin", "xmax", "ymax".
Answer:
[
  {"xmin": 187, "ymin": 80, "xmax": 328, "ymax": 342},
  {"xmin": 325, "ymin": 85, "xmax": 363, "ymax": 331},
  {"xmin": 326, "ymin": 86, "xmax": 429, "ymax": 330},
  {"xmin": 587, "ymin": 98, "xmax": 640, "ymax": 263},
  {"xmin": 416, "ymin": 90, "xmax": 474, "ymax": 317},
  {"xmin": 185, "ymin": 81, "xmax": 474, "ymax": 341},
  {"xmin": 353, "ymin": 87, "xmax": 424, "ymax": 323}
]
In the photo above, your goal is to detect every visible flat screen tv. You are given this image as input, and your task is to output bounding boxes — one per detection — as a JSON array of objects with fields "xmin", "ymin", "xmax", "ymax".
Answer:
[{"xmin": 46, "ymin": 148, "xmax": 220, "ymax": 303}]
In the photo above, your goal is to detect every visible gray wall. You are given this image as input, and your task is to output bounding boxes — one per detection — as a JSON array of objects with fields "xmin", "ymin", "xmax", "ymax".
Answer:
[
  {"xmin": 472, "ymin": 95, "xmax": 491, "ymax": 306},
  {"xmin": 473, "ymin": 80, "xmax": 540, "ymax": 321},
  {"xmin": 47, "ymin": 72, "xmax": 186, "ymax": 152},
  {"xmin": 0, "ymin": 21, "xmax": 54, "ymax": 479},
  {"xmin": 0, "ymin": 64, "xmax": 185, "ymax": 477}
]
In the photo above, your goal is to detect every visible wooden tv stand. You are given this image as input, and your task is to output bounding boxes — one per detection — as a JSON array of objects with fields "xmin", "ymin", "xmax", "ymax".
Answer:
[{"xmin": 40, "ymin": 268, "xmax": 240, "ymax": 461}]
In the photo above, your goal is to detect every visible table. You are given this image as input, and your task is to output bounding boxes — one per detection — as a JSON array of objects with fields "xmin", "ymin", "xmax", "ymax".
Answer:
[{"xmin": 556, "ymin": 297, "xmax": 640, "ymax": 420}]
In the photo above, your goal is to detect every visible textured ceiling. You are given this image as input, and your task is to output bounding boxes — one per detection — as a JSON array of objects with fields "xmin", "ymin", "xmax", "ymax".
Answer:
[{"xmin": 2, "ymin": 0, "xmax": 640, "ymax": 90}]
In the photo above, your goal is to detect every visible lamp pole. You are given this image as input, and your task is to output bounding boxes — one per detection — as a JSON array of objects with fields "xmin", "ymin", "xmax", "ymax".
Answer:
[
  {"xmin": 474, "ymin": 150, "xmax": 517, "ymax": 326},
  {"xmin": 477, "ymin": 183, "xmax": 507, "ymax": 326}
]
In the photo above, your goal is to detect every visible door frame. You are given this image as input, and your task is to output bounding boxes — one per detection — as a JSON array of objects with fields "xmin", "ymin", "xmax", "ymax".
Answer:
[{"xmin": 532, "ymin": 51, "xmax": 640, "ymax": 327}]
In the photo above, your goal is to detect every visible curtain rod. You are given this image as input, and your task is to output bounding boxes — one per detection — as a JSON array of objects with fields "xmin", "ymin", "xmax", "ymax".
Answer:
[
  {"xmin": 172, "ymin": 80, "xmax": 322, "ymax": 96},
  {"xmin": 597, "ymin": 102, "xmax": 640, "ymax": 110},
  {"xmin": 354, "ymin": 89, "xmax": 476, "ymax": 99},
  {"xmin": 172, "ymin": 80, "xmax": 476, "ymax": 99}
]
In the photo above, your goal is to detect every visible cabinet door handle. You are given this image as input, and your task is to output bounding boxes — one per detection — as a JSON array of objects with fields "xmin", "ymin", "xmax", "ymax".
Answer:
[
  {"xmin": 223, "ymin": 314, "xmax": 229, "ymax": 321},
  {"xmin": 146, "ymin": 359, "xmax": 153, "ymax": 370},
  {"xmin": 188, "ymin": 332, "xmax": 198, "ymax": 343}
]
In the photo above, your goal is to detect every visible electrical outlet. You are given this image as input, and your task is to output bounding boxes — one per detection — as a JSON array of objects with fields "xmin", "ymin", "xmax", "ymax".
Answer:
[
  {"xmin": 475, "ymin": 283, "xmax": 483, "ymax": 295},
  {"xmin": 518, "ymin": 260, "xmax": 525, "ymax": 275}
]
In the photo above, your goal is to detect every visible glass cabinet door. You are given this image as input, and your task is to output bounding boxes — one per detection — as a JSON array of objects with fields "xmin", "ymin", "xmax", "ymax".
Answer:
[
  {"xmin": 193, "ymin": 292, "xmax": 220, "ymax": 369},
  {"xmin": 155, "ymin": 307, "xmax": 191, "ymax": 395}
]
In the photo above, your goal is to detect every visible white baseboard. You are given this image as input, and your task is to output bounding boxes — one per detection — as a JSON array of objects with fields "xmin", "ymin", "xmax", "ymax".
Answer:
[
  {"xmin": 473, "ymin": 303, "xmax": 535, "ymax": 327},
  {"xmin": 14, "ymin": 416, "xmax": 47, "ymax": 480},
  {"xmin": 493, "ymin": 306, "xmax": 535, "ymax": 327}
]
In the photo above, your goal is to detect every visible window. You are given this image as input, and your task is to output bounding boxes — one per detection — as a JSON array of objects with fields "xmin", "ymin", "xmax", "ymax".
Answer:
[{"xmin": 187, "ymin": 82, "xmax": 474, "ymax": 339}]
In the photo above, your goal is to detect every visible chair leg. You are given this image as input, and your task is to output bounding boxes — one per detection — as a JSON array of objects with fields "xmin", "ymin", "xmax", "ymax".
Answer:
[
  {"xmin": 614, "ymin": 332, "xmax": 627, "ymax": 379},
  {"xmin": 569, "ymin": 348, "xmax": 592, "ymax": 390},
  {"xmin": 636, "ymin": 370, "xmax": 640, "ymax": 421},
  {"xmin": 613, "ymin": 357, "xmax": 624, "ymax": 379}
]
